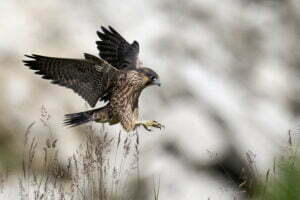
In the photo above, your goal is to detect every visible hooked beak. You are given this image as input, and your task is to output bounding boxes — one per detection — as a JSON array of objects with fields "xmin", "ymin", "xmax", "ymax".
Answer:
[{"xmin": 152, "ymin": 79, "xmax": 161, "ymax": 87}]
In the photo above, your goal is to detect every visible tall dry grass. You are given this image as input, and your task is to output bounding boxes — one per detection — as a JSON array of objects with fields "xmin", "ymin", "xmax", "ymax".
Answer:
[
  {"xmin": 1, "ymin": 105, "xmax": 300, "ymax": 199},
  {"xmin": 14, "ymin": 106, "xmax": 152, "ymax": 200}
]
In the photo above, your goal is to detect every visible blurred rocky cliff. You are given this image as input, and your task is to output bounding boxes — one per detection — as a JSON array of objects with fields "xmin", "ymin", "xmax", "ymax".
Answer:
[{"xmin": 0, "ymin": 0, "xmax": 300, "ymax": 199}]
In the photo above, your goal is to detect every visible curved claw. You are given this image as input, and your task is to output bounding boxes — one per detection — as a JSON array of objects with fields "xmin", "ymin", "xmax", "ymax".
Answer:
[
  {"xmin": 150, "ymin": 120, "xmax": 164, "ymax": 129},
  {"xmin": 145, "ymin": 120, "xmax": 164, "ymax": 130}
]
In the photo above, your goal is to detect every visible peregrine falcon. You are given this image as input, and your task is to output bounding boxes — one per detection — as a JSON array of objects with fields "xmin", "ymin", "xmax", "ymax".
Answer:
[{"xmin": 23, "ymin": 26, "xmax": 163, "ymax": 132}]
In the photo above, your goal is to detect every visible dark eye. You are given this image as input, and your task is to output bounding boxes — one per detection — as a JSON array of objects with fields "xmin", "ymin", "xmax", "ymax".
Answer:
[{"xmin": 151, "ymin": 76, "xmax": 156, "ymax": 81}]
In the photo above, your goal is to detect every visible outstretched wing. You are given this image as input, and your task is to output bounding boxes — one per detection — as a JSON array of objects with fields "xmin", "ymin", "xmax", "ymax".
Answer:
[
  {"xmin": 96, "ymin": 26, "xmax": 140, "ymax": 70},
  {"xmin": 23, "ymin": 54, "xmax": 120, "ymax": 107}
]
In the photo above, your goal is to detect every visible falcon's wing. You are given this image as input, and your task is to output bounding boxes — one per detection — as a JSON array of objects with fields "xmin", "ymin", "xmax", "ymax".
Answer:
[
  {"xmin": 23, "ymin": 54, "xmax": 120, "ymax": 107},
  {"xmin": 96, "ymin": 26, "xmax": 140, "ymax": 70}
]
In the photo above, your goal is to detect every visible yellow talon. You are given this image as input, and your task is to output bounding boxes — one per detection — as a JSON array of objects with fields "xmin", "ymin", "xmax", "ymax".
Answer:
[{"xmin": 136, "ymin": 120, "xmax": 164, "ymax": 131}]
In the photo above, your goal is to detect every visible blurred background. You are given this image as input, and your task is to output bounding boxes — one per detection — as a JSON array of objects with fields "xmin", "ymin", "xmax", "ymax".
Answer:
[{"xmin": 0, "ymin": 0, "xmax": 300, "ymax": 199}]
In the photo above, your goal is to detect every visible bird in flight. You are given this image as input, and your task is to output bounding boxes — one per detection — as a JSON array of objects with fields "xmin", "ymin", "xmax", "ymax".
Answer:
[{"xmin": 23, "ymin": 26, "xmax": 163, "ymax": 132}]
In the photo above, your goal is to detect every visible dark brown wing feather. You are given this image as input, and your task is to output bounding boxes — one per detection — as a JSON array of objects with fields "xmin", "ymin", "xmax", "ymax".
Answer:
[
  {"xmin": 96, "ymin": 26, "xmax": 140, "ymax": 70},
  {"xmin": 23, "ymin": 54, "xmax": 120, "ymax": 107}
]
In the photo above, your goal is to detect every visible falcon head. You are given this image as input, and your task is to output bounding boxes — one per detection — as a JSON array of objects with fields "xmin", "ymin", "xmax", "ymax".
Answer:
[{"xmin": 138, "ymin": 67, "xmax": 161, "ymax": 87}]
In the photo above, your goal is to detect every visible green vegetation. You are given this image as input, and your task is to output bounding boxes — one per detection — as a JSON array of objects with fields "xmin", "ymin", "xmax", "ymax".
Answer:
[{"xmin": 253, "ymin": 131, "xmax": 300, "ymax": 200}]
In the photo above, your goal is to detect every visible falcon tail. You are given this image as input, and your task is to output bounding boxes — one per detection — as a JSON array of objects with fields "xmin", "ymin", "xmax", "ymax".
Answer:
[
  {"xmin": 64, "ymin": 108, "xmax": 101, "ymax": 127},
  {"xmin": 64, "ymin": 107, "xmax": 108, "ymax": 127},
  {"xmin": 64, "ymin": 110, "xmax": 94, "ymax": 127}
]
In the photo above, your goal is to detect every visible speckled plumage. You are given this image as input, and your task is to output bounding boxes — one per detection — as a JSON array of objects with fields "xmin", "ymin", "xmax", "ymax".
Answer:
[{"xmin": 23, "ymin": 26, "xmax": 162, "ymax": 132}]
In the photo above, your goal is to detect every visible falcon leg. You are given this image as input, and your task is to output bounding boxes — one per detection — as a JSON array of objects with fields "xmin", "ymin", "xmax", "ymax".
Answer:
[{"xmin": 135, "ymin": 120, "xmax": 164, "ymax": 131}]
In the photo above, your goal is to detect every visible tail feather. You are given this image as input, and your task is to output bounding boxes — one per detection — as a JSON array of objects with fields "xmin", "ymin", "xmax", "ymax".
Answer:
[{"xmin": 64, "ymin": 110, "xmax": 95, "ymax": 127}]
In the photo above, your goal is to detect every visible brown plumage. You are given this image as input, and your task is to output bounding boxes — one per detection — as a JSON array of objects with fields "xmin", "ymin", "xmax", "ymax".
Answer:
[{"xmin": 23, "ymin": 26, "xmax": 163, "ymax": 132}]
